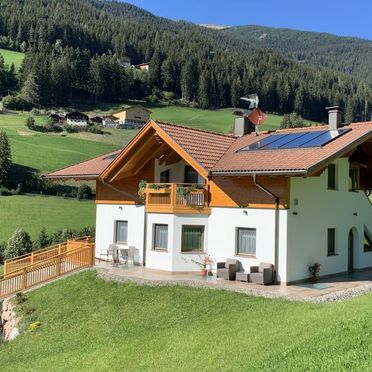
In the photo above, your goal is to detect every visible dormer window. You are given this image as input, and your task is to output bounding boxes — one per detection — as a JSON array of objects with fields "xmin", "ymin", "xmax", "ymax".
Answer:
[{"xmin": 328, "ymin": 164, "xmax": 337, "ymax": 190}]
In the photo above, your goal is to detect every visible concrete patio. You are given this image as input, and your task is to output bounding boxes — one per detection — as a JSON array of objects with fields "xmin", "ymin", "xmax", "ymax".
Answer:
[{"xmin": 95, "ymin": 261, "xmax": 372, "ymax": 303}]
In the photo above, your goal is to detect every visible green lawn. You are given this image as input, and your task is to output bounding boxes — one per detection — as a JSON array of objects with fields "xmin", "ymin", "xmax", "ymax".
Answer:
[
  {"xmin": 1, "ymin": 270, "xmax": 372, "ymax": 371},
  {"xmin": 0, "ymin": 48, "xmax": 25, "ymax": 70},
  {"xmin": 0, "ymin": 112, "xmax": 119, "ymax": 172},
  {"xmin": 0, "ymin": 195, "xmax": 95, "ymax": 242}
]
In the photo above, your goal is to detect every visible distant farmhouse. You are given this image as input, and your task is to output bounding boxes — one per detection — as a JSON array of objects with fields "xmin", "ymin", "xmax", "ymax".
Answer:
[
  {"xmin": 105, "ymin": 105, "xmax": 152, "ymax": 129},
  {"xmin": 134, "ymin": 62, "xmax": 150, "ymax": 72},
  {"xmin": 65, "ymin": 111, "xmax": 89, "ymax": 126},
  {"xmin": 119, "ymin": 56, "xmax": 131, "ymax": 68}
]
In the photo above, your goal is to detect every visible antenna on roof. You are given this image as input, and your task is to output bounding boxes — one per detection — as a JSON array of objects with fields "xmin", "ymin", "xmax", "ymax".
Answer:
[{"xmin": 240, "ymin": 94, "xmax": 259, "ymax": 110}]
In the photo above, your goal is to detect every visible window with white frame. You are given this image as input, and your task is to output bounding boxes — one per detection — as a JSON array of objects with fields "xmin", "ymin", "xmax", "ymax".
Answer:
[
  {"xmin": 153, "ymin": 224, "xmax": 168, "ymax": 250},
  {"xmin": 115, "ymin": 221, "xmax": 128, "ymax": 244},
  {"xmin": 236, "ymin": 228, "xmax": 256, "ymax": 256}
]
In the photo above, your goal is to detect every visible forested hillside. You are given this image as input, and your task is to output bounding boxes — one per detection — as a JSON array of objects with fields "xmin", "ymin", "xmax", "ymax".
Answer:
[
  {"xmin": 0, "ymin": 0, "xmax": 371, "ymax": 122},
  {"xmin": 223, "ymin": 25, "xmax": 372, "ymax": 84}
]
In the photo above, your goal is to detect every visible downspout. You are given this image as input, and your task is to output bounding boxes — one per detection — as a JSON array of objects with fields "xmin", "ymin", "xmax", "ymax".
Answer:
[
  {"xmin": 102, "ymin": 178, "xmax": 146, "ymax": 266},
  {"xmin": 252, "ymin": 174, "xmax": 280, "ymax": 283}
]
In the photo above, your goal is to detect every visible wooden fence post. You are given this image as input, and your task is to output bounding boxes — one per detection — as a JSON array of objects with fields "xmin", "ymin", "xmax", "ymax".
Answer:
[
  {"xmin": 56, "ymin": 256, "xmax": 61, "ymax": 276},
  {"xmin": 22, "ymin": 269, "xmax": 27, "ymax": 289}
]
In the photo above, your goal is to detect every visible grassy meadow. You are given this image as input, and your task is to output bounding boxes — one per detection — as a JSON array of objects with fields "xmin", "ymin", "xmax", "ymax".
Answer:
[
  {"xmin": 0, "ymin": 195, "xmax": 95, "ymax": 242},
  {"xmin": 1, "ymin": 270, "xmax": 372, "ymax": 371},
  {"xmin": 0, "ymin": 48, "xmax": 25, "ymax": 70}
]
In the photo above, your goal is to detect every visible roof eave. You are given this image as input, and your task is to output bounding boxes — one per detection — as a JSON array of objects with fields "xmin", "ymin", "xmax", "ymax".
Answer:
[
  {"xmin": 211, "ymin": 169, "xmax": 308, "ymax": 176},
  {"xmin": 43, "ymin": 174, "xmax": 99, "ymax": 181}
]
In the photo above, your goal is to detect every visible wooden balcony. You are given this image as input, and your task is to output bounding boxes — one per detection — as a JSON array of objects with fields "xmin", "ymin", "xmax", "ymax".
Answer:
[{"xmin": 144, "ymin": 183, "xmax": 211, "ymax": 214}]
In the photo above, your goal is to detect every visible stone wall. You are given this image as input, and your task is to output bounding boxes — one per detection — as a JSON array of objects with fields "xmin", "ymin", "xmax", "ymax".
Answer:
[{"xmin": 0, "ymin": 299, "xmax": 20, "ymax": 342}]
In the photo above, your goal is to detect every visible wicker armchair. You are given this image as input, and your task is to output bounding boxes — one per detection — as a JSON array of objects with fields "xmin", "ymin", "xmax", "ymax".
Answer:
[
  {"xmin": 217, "ymin": 259, "xmax": 239, "ymax": 280},
  {"xmin": 250, "ymin": 262, "xmax": 274, "ymax": 285}
]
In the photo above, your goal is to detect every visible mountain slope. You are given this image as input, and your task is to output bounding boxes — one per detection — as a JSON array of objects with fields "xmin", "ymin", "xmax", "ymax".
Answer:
[
  {"xmin": 222, "ymin": 25, "xmax": 372, "ymax": 83},
  {"xmin": 0, "ymin": 0, "xmax": 371, "ymax": 123}
]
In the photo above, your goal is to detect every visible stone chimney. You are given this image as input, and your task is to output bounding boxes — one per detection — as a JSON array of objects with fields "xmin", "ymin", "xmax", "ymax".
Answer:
[
  {"xmin": 234, "ymin": 116, "xmax": 255, "ymax": 137},
  {"xmin": 326, "ymin": 106, "xmax": 343, "ymax": 130}
]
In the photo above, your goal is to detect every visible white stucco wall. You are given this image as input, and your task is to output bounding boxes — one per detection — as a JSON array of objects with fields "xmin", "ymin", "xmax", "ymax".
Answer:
[
  {"xmin": 145, "ymin": 213, "xmax": 209, "ymax": 272},
  {"xmin": 95, "ymin": 204, "xmax": 145, "ymax": 263},
  {"xmin": 208, "ymin": 207, "xmax": 288, "ymax": 282},
  {"xmin": 95, "ymin": 202, "xmax": 288, "ymax": 280},
  {"xmin": 287, "ymin": 158, "xmax": 372, "ymax": 283}
]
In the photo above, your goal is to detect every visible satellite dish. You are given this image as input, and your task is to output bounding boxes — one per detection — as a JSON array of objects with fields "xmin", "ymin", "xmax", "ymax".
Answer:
[{"xmin": 240, "ymin": 94, "xmax": 259, "ymax": 109}]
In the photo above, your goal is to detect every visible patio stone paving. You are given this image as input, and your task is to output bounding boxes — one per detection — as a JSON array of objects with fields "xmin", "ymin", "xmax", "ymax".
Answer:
[{"xmin": 95, "ymin": 261, "xmax": 372, "ymax": 303}]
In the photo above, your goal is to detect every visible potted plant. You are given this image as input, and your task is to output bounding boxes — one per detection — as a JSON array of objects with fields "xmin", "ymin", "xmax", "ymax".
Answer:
[
  {"xmin": 138, "ymin": 180, "xmax": 147, "ymax": 200},
  {"xmin": 191, "ymin": 255, "xmax": 213, "ymax": 276},
  {"xmin": 308, "ymin": 262, "xmax": 321, "ymax": 283}
]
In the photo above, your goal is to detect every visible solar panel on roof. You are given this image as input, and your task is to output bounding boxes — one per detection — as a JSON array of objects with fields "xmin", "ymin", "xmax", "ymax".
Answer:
[{"xmin": 240, "ymin": 128, "xmax": 351, "ymax": 151}]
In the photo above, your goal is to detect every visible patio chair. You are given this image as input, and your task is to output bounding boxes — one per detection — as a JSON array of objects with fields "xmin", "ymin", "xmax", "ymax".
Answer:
[
  {"xmin": 249, "ymin": 262, "xmax": 274, "ymax": 285},
  {"xmin": 128, "ymin": 246, "xmax": 140, "ymax": 266},
  {"xmin": 99, "ymin": 244, "xmax": 118, "ymax": 263},
  {"xmin": 119, "ymin": 248, "xmax": 129, "ymax": 264},
  {"xmin": 216, "ymin": 259, "xmax": 239, "ymax": 280}
]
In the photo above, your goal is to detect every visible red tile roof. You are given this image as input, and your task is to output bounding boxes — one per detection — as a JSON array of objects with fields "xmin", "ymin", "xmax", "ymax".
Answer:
[
  {"xmin": 46, "ymin": 150, "xmax": 121, "ymax": 180},
  {"xmin": 212, "ymin": 122, "xmax": 372, "ymax": 175},
  {"xmin": 45, "ymin": 121, "xmax": 372, "ymax": 180},
  {"xmin": 156, "ymin": 121, "xmax": 236, "ymax": 170}
]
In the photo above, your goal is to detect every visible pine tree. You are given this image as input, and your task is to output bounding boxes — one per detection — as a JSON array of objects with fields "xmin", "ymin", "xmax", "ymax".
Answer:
[
  {"xmin": 198, "ymin": 70, "xmax": 210, "ymax": 109},
  {"xmin": 5, "ymin": 228, "xmax": 33, "ymax": 259},
  {"xmin": 0, "ymin": 131, "xmax": 11, "ymax": 186},
  {"xmin": 231, "ymin": 77, "xmax": 242, "ymax": 107},
  {"xmin": 20, "ymin": 72, "xmax": 40, "ymax": 104},
  {"xmin": 34, "ymin": 227, "xmax": 50, "ymax": 249}
]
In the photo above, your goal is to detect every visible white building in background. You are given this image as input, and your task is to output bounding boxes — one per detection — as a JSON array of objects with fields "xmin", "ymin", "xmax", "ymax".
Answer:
[{"xmin": 47, "ymin": 108, "xmax": 372, "ymax": 284}]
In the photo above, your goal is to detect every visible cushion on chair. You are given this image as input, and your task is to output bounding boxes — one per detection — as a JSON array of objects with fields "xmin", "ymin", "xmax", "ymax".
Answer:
[
  {"xmin": 225, "ymin": 258, "xmax": 239, "ymax": 270},
  {"xmin": 259, "ymin": 262, "xmax": 273, "ymax": 272}
]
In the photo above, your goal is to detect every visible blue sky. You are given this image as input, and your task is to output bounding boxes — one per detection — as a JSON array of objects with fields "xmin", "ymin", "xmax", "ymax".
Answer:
[{"xmin": 124, "ymin": 0, "xmax": 372, "ymax": 40}]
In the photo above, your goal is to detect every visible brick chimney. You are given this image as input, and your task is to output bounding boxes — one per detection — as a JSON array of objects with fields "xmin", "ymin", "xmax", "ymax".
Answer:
[{"xmin": 326, "ymin": 106, "xmax": 343, "ymax": 130}]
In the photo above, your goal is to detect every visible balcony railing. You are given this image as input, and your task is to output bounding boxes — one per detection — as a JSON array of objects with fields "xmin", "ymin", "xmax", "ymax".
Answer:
[{"xmin": 144, "ymin": 183, "xmax": 210, "ymax": 214}]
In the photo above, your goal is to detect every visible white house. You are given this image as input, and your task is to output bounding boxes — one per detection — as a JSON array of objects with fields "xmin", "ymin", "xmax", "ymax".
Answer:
[
  {"xmin": 65, "ymin": 111, "xmax": 89, "ymax": 126},
  {"xmin": 47, "ymin": 107, "xmax": 372, "ymax": 284}
]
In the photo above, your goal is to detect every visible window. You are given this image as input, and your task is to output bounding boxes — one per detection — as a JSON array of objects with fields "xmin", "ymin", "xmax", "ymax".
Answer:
[
  {"xmin": 328, "ymin": 164, "xmax": 336, "ymax": 190},
  {"xmin": 181, "ymin": 226, "xmax": 204, "ymax": 252},
  {"xmin": 153, "ymin": 224, "xmax": 168, "ymax": 250},
  {"xmin": 349, "ymin": 165, "xmax": 360, "ymax": 192},
  {"xmin": 115, "ymin": 221, "xmax": 128, "ymax": 244},
  {"xmin": 364, "ymin": 226, "xmax": 372, "ymax": 252},
  {"xmin": 184, "ymin": 165, "xmax": 198, "ymax": 184},
  {"xmin": 327, "ymin": 228, "xmax": 336, "ymax": 256},
  {"xmin": 236, "ymin": 228, "xmax": 256, "ymax": 256},
  {"xmin": 160, "ymin": 169, "xmax": 170, "ymax": 183}
]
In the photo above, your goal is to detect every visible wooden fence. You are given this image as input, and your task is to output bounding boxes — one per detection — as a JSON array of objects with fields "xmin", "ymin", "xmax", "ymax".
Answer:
[
  {"xmin": 0, "ymin": 238, "xmax": 94, "ymax": 299},
  {"xmin": 3, "ymin": 236, "xmax": 91, "ymax": 276}
]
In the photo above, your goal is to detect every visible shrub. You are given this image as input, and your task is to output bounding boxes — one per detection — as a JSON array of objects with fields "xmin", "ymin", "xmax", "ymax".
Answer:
[
  {"xmin": 15, "ymin": 292, "xmax": 27, "ymax": 304},
  {"xmin": 87, "ymin": 125, "xmax": 104, "ymax": 134},
  {"xmin": 5, "ymin": 228, "xmax": 33, "ymax": 259},
  {"xmin": 0, "ymin": 184, "xmax": 21, "ymax": 196},
  {"xmin": 28, "ymin": 321, "xmax": 41, "ymax": 332},
  {"xmin": 280, "ymin": 112, "xmax": 305, "ymax": 129},
  {"xmin": 77, "ymin": 184, "xmax": 93, "ymax": 200},
  {"xmin": 2, "ymin": 95, "xmax": 32, "ymax": 111},
  {"xmin": 0, "ymin": 241, "xmax": 6, "ymax": 264},
  {"xmin": 34, "ymin": 227, "xmax": 50, "ymax": 249},
  {"xmin": 25, "ymin": 116, "xmax": 35, "ymax": 129}
]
